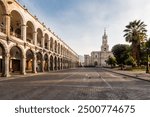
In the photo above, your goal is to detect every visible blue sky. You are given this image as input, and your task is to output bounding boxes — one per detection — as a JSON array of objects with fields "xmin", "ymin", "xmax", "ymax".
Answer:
[{"xmin": 19, "ymin": 0, "xmax": 150, "ymax": 55}]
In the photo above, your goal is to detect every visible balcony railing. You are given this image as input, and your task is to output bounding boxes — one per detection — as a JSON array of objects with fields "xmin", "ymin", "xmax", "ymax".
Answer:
[{"xmin": 10, "ymin": 31, "xmax": 22, "ymax": 39}]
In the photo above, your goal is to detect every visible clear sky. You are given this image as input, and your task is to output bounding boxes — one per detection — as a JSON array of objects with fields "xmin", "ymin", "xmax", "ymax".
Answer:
[{"xmin": 18, "ymin": 0, "xmax": 150, "ymax": 55}]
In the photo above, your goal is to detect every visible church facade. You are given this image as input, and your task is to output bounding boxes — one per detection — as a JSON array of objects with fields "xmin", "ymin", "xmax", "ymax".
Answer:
[{"xmin": 84, "ymin": 31, "xmax": 113, "ymax": 67}]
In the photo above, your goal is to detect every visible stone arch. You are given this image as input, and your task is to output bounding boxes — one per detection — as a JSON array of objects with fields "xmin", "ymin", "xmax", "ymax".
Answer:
[
  {"xmin": 37, "ymin": 28, "xmax": 43, "ymax": 47},
  {"xmin": 44, "ymin": 33, "xmax": 49, "ymax": 49},
  {"xmin": 0, "ymin": 0, "xmax": 8, "ymax": 13},
  {"xmin": 10, "ymin": 10, "xmax": 24, "ymax": 39},
  {"xmin": 94, "ymin": 61, "xmax": 98, "ymax": 67},
  {"xmin": 0, "ymin": 1, "xmax": 7, "ymax": 34},
  {"xmin": 26, "ymin": 21, "xmax": 35, "ymax": 44},
  {"xmin": 9, "ymin": 43, "xmax": 24, "ymax": 56},
  {"xmin": 50, "ymin": 55, "xmax": 53, "ymax": 71},
  {"xmin": 44, "ymin": 53, "xmax": 48, "ymax": 71},
  {"xmin": 9, "ymin": 46, "xmax": 23, "ymax": 74},
  {"xmin": 50, "ymin": 37, "xmax": 53, "ymax": 51},
  {"xmin": 36, "ymin": 52, "xmax": 42, "ymax": 72},
  {"xmin": 26, "ymin": 49, "xmax": 34, "ymax": 73},
  {"xmin": 0, "ymin": 40, "xmax": 8, "ymax": 54}
]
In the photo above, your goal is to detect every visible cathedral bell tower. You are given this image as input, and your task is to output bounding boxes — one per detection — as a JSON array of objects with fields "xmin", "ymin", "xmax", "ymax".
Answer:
[{"xmin": 101, "ymin": 29, "xmax": 109, "ymax": 52}]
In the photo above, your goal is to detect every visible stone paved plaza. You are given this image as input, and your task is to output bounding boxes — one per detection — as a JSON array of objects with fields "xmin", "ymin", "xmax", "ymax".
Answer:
[{"xmin": 0, "ymin": 67, "xmax": 150, "ymax": 100}]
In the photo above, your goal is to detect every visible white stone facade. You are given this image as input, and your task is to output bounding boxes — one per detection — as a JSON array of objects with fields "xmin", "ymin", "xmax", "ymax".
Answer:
[
  {"xmin": 84, "ymin": 30, "xmax": 113, "ymax": 67},
  {"xmin": 0, "ymin": 0, "xmax": 79, "ymax": 77}
]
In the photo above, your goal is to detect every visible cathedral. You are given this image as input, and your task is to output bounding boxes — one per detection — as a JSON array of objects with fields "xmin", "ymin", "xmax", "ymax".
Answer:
[{"xmin": 84, "ymin": 30, "xmax": 113, "ymax": 67}]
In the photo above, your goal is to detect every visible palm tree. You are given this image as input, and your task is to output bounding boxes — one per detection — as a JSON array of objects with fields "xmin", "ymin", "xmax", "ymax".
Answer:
[{"xmin": 124, "ymin": 20, "xmax": 147, "ymax": 66}]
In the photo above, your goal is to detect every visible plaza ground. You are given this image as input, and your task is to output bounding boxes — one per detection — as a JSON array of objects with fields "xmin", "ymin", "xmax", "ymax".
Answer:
[{"xmin": 0, "ymin": 67, "xmax": 150, "ymax": 100}]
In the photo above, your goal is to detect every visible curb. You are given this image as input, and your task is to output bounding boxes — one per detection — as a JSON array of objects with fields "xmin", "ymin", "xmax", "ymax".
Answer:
[{"xmin": 102, "ymin": 68, "xmax": 150, "ymax": 82}]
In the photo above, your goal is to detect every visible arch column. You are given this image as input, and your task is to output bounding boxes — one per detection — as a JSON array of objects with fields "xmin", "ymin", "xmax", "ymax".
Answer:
[
  {"xmin": 42, "ymin": 37, "xmax": 44, "ymax": 48},
  {"xmin": 33, "ymin": 52, "xmax": 37, "ymax": 73},
  {"xmin": 48, "ymin": 56, "xmax": 50, "ymax": 72},
  {"xmin": 53, "ymin": 57, "xmax": 55, "ymax": 70},
  {"xmin": 5, "ymin": 14, "xmax": 10, "ymax": 36},
  {"xmin": 61, "ymin": 59, "xmax": 63, "ymax": 70},
  {"xmin": 33, "ymin": 31, "xmax": 37, "ymax": 46},
  {"xmin": 42, "ymin": 54, "xmax": 44, "ymax": 72},
  {"xmin": 22, "ymin": 54, "xmax": 26, "ymax": 75},
  {"xmin": 62, "ymin": 58, "xmax": 65, "ymax": 69},
  {"xmin": 3, "ymin": 53, "xmax": 10, "ymax": 77},
  {"xmin": 22, "ymin": 24, "xmax": 27, "ymax": 42}
]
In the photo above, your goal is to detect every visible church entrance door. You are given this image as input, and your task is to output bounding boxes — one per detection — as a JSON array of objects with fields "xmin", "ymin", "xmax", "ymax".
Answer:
[{"xmin": 94, "ymin": 61, "xmax": 98, "ymax": 67}]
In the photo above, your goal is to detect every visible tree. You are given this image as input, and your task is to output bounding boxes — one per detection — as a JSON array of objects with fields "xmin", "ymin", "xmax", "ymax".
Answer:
[
  {"xmin": 145, "ymin": 38, "xmax": 150, "ymax": 63},
  {"xmin": 125, "ymin": 56, "xmax": 136, "ymax": 66},
  {"xmin": 106, "ymin": 56, "xmax": 117, "ymax": 68},
  {"xmin": 146, "ymin": 38, "xmax": 150, "ymax": 48},
  {"xmin": 124, "ymin": 20, "xmax": 147, "ymax": 66},
  {"xmin": 112, "ymin": 44, "xmax": 130, "ymax": 67},
  {"xmin": 140, "ymin": 41, "xmax": 147, "ymax": 65}
]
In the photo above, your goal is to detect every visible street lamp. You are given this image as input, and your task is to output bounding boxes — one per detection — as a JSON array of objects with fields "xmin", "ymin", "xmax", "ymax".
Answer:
[{"xmin": 146, "ymin": 47, "xmax": 149, "ymax": 73}]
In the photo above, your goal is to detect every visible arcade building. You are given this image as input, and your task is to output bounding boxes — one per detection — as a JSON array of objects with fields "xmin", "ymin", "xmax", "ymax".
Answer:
[{"xmin": 0, "ymin": 0, "xmax": 79, "ymax": 77}]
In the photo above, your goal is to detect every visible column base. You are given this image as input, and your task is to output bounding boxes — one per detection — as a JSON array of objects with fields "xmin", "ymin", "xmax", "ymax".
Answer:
[
  {"xmin": 22, "ymin": 72, "xmax": 26, "ymax": 75},
  {"xmin": 33, "ymin": 71, "xmax": 37, "ymax": 74},
  {"xmin": 2, "ymin": 74, "xmax": 10, "ymax": 77}
]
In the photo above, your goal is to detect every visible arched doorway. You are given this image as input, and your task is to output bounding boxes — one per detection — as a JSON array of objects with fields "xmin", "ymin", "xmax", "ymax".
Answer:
[
  {"xmin": 44, "ymin": 54, "xmax": 48, "ymax": 71},
  {"xmin": 10, "ymin": 46, "xmax": 22, "ymax": 73},
  {"xmin": 44, "ymin": 34, "xmax": 49, "ymax": 50},
  {"xmin": 26, "ymin": 49, "xmax": 34, "ymax": 73},
  {"xmin": 61, "ymin": 58, "xmax": 63, "ymax": 70},
  {"xmin": 0, "ymin": 43, "xmax": 5, "ymax": 76},
  {"xmin": 36, "ymin": 52, "xmax": 42, "ymax": 72},
  {"xmin": 54, "ymin": 56, "xmax": 57, "ymax": 70},
  {"xmin": 37, "ymin": 28, "xmax": 43, "ymax": 47},
  {"xmin": 10, "ymin": 10, "xmax": 23, "ymax": 39},
  {"xmin": 50, "ymin": 37, "xmax": 53, "ymax": 51},
  {"xmin": 26, "ymin": 21, "xmax": 34, "ymax": 44},
  {"xmin": 50, "ymin": 55, "xmax": 53, "ymax": 71},
  {"xmin": 58, "ymin": 58, "xmax": 60, "ymax": 70},
  {"xmin": 94, "ymin": 61, "xmax": 98, "ymax": 67}
]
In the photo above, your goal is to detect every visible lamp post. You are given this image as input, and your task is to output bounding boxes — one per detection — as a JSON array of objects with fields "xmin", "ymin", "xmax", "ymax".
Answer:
[{"xmin": 146, "ymin": 48, "xmax": 149, "ymax": 73}]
